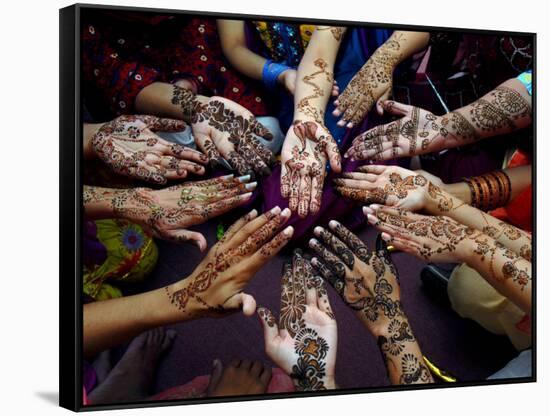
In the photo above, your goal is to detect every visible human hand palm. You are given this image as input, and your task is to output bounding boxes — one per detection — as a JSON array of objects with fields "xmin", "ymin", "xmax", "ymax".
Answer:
[
  {"xmin": 281, "ymin": 121, "xmax": 341, "ymax": 217},
  {"xmin": 258, "ymin": 252, "xmax": 337, "ymax": 390},
  {"xmin": 335, "ymin": 165, "xmax": 433, "ymax": 211},
  {"xmin": 92, "ymin": 115, "xmax": 207, "ymax": 183},
  {"xmin": 190, "ymin": 96, "xmax": 275, "ymax": 176},
  {"xmin": 346, "ymin": 101, "xmax": 450, "ymax": 161}
]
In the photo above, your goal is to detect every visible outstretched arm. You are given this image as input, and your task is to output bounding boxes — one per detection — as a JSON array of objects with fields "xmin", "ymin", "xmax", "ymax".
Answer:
[
  {"xmin": 83, "ymin": 175, "xmax": 254, "ymax": 249},
  {"xmin": 347, "ymin": 77, "xmax": 532, "ymax": 161},
  {"xmin": 367, "ymin": 207, "xmax": 531, "ymax": 313},
  {"xmin": 309, "ymin": 221, "xmax": 433, "ymax": 385},
  {"xmin": 280, "ymin": 26, "xmax": 344, "ymax": 217},
  {"xmin": 84, "ymin": 207, "xmax": 294, "ymax": 357}
]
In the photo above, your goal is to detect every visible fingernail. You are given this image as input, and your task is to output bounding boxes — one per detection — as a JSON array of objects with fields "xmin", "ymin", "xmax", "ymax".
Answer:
[
  {"xmin": 329, "ymin": 220, "xmax": 338, "ymax": 229},
  {"xmin": 381, "ymin": 233, "xmax": 392, "ymax": 242},
  {"xmin": 347, "ymin": 122, "xmax": 354, "ymax": 128},
  {"xmin": 363, "ymin": 206, "xmax": 374, "ymax": 215},
  {"xmin": 281, "ymin": 207, "xmax": 291, "ymax": 217},
  {"xmin": 271, "ymin": 206, "xmax": 281, "ymax": 215},
  {"xmin": 311, "ymin": 257, "xmax": 318, "ymax": 265},
  {"xmin": 248, "ymin": 209, "xmax": 258, "ymax": 219},
  {"xmin": 309, "ymin": 238, "xmax": 318, "ymax": 247},
  {"xmin": 221, "ymin": 174, "xmax": 234, "ymax": 180},
  {"xmin": 245, "ymin": 182, "xmax": 257, "ymax": 191},
  {"xmin": 237, "ymin": 174, "xmax": 251, "ymax": 183},
  {"xmin": 283, "ymin": 226, "xmax": 294, "ymax": 236},
  {"xmin": 242, "ymin": 192, "xmax": 253, "ymax": 199},
  {"xmin": 337, "ymin": 121, "xmax": 345, "ymax": 127},
  {"xmin": 367, "ymin": 214, "xmax": 378, "ymax": 224},
  {"xmin": 313, "ymin": 226, "xmax": 323, "ymax": 236},
  {"xmin": 370, "ymin": 204, "xmax": 381, "ymax": 210}
]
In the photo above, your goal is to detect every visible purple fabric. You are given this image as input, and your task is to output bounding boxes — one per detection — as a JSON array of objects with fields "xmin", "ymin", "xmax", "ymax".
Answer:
[
  {"xmin": 83, "ymin": 361, "xmax": 97, "ymax": 393},
  {"xmin": 83, "ymin": 220, "xmax": 107, "ymax": 268}
]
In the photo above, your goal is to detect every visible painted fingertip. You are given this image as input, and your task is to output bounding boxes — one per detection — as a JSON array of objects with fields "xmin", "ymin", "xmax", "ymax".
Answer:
[
  {"xmin": 346, "ymin": 122, "xmax": 354, "ymax": 129},
  {"xmin": 309, "ymin": 238, "xmax": 318, "ymax": 247},
  {"xmin": 311, "ymin": 257, "xmax": 318, "ymax": 265},
  {"xmin": 220, "ymin": 174, "xmax": 234, "ymax": 180},
  {"xmin": 283, "ymin": 226, "xmax": 294, "ymax": 236},
  {"xmin": 281, "ymin": 207, "xmax": 291, "ymax": 217},
  {"xmin": 363, "ymin": 206, "xmax": 374, "ymax": 215},
  {"xmin": 248, "ymin": 208, "xmax": 258, "ymax": 219},
  {"xmin": 367, "ymin": 214, "xmax": 378, "ymax": 224},
  {"xmin": 332, "ymin": 109, "xmax": 341, "ymax": 116},
  {"xmin": 328, "ymin": 220, "xmax": 338, "ymax": 229},
  {"xmin": 245, "ymin": 182, "xmax": 257, "ymax": 191},
  {"xmin": 337, "ymin": 120, "xmax": 346, "ymax": 127},
  {"xmin": 313, "ymin": 226, "xmax": 323, "ymax": 236},
  {"xmin": 370, "ymin": 204, "xmax": 381, "ymax": 210},
  {"xmin": 381, "ymin": 232, "xmax": 392, "ymax": 242},
  {"xmin": 270, "ymin": 206, "xmax": 281, "ymax": 215},
  {"xmin": 237, "ymin": 174, "xmax": 251, "ymax": 183}
]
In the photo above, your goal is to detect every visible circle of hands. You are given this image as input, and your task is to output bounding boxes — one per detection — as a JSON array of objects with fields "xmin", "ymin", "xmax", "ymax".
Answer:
[
  {"xmin": 168, "ymin": 206, "xmax": 293, "ymax": 318},
  {"xmin": 116, "ymin": 174, "xmax": 256, "ymax": 250},
  {"xmin": 280, "ymin": 120, "xmax": 341, "ymax": 218},
  {"xmin": 91, "ymin": 115, "xmax": 208, "ymax": 184},
  {"xmin": 188, "ymin": 95, "xmax": 276, "ymax": 177},
  {"xmin": 257, "ymin": 251, "xmax": 337, "ymax": 391},
  {"xmin": 345, "ymin": 101, "xmax": 452, "ymax": 161}
]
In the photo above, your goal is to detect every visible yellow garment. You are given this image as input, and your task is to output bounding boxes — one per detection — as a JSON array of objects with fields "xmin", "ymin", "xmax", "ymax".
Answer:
[{"xmin": 448, "ymin": 263, "xmax": 531, "ymax": 351}]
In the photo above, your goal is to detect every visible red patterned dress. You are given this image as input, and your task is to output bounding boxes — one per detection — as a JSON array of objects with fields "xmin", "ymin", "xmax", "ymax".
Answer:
[{"xmin": 82, "ymin": 10, "xmax": 269, "ymax": 120}]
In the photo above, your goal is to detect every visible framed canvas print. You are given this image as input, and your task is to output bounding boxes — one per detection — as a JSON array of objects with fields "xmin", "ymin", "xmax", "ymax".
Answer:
[{"xmin": 59, "ymin": 3, "xmax": 536, "ymax": 411}]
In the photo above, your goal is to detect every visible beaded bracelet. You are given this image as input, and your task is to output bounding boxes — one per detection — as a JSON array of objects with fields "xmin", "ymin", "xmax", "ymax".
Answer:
[{"xmin": 262, "ymin": 60, "xmax": 291, "ymax": 90}]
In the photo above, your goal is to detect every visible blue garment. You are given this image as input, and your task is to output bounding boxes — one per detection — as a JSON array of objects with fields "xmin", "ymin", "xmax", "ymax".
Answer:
[{"xmin": 516, "ymin": 70, "xmax": 532, "ymax": 96}]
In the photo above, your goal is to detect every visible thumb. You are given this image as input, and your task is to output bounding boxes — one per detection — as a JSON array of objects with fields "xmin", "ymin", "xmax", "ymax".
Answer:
[
  {"xmin": 162, "ymin": 229, "xmax": 208, "ymax": 252},
  {"xmin": 380, "ymin": 100, "xmax": 413, "ymax": 117},
  {"xmin": 316, "ymin": 128, "xmax": 341, "ymax": 173},
  {"xmin": 376, "ymin": 87, "xmax": 393, "ymax": 116},
  {"xmin": 257, "ymin": 306, "xmax": 279, "ymax": 345},
  {"xmin": 226, "ymin": 292, "xmax": 257, "ymax": 316}
]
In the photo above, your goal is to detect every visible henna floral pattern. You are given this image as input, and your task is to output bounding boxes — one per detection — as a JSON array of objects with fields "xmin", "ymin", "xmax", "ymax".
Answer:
[
  {"xmin": 281, "ymin": 120, "xmax": 340, "ymax": 217},
  {"xmin": 335, "ymin": 33, "xmax": 404, "ymax": 125},
  {"xmin": 171, "ymin": 86, "xmax": 275, "ymax": 175},
  {"xmin": 91, "ymin": 115, "xmax": 207, "ymax": 183}
]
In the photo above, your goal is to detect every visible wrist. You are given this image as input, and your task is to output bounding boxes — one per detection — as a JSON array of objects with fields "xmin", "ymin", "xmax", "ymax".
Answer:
[
  {"xmin": 165, "ymin": 277, "xmax": 204, "ymax": 321},
  {"xmin": 356, "ymin": 308, "xmax": 401, "ymax": 337},
  {"xmin": 444, "ymin": 182, "xmax": 472, "ymax": 204}
]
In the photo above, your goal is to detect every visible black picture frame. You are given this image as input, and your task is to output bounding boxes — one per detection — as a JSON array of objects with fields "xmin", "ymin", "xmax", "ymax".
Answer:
[{"xmin": 59, "ymin": 3, "xmax": 536, "ymax": 411}]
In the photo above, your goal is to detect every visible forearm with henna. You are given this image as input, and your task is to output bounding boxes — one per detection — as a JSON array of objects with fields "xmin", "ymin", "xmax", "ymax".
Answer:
[
  {"xmin": 458, "ymin": 232, "xmax": 532, "ymax": 313},
  {"xmin": 425, "ymin": 184, "xmax": 531, "ymax": 261}
]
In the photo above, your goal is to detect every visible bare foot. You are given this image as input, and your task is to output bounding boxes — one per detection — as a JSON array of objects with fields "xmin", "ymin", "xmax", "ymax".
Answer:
[
  {"xmin": 88, "ymin": 328, "xmax": 176, "ymax": 404},
  {"xmin": 206, "ymin": 359, "xmax": 272, "ymax": 397}
]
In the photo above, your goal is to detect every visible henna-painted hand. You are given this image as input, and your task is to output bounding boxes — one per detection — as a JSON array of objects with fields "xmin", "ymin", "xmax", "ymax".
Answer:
[
  {"xmin": 308, "ymin": 221, "xmax": 402, "ymax": 331},
  {"xmin": 91, "ymin": 115, "xmax": 208, "ymax": 184},
  {"xmin": 281, "ymin": 120, "xmax": 341, "ymax": 217},
  {"xmin": 332, "ymin": 45, "xmax": 398, "ymax": 128},
  {"xmin": 166, "ymin": 206, "xmax": 294, "ymax": 319},
  {"xmin": 112, "ymin": 174, "xmax": 256, "ymax": 250},
  {"xmin": 257, "ymin": 251, "xmax": 337, "ymax": 391},
  {"xmin": 172, "ymin": 88, "xmax": 275, "ymax": 176},
  {"xmin": 345, "ymin": 101, "xmax": 459, "ymax": 161},
  {"xmin": 365, "ymin": 206, "xmax": 474, "ymax": 262},
  {"xmin": 334, "ymin": 165, "xmax": 453, "ymax": 212}
]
